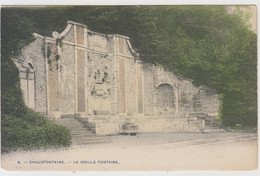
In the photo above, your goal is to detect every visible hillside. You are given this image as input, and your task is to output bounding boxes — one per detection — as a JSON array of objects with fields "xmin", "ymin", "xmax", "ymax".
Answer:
[{"xmin": 1, "ymin": 6, "xmax": 257, "ymax": 149}]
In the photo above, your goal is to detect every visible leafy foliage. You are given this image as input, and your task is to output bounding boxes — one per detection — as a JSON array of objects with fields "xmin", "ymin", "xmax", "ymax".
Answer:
[
  {"xmin": 1, "ymin": 8, "xmax": 72, "ymax": 150},
  {"xmin": 152, "ymin": 6, "xmax": 257, "ymax": 126},
  {"xmin": 1, "ymin": 5, "xmax": 257, "ymax": 145},
  {"xmin": 2, "ymin": 112, "xmax": 71, "ymax": 149}
]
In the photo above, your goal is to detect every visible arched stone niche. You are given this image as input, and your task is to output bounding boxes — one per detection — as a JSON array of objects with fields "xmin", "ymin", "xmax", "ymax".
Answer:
[
  {"xmin": 19, "ymin": 59, "xmax": 36, "ymax": 110},
  {"xmin": 153, "ymin": 83, "xmax": 179, "ymax": 117},
  {"xmin": 157, "ymin": 84, "xmax": 174, "ymax": 108}
]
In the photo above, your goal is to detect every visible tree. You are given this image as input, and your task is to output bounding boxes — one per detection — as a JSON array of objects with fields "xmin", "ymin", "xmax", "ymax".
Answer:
[{"xmin": 1, "ymin": 6, "xmax": 257, "ymax": 128}]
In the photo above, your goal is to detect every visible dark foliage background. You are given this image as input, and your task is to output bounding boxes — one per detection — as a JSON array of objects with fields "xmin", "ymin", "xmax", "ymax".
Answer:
[{"xmin": 1, "ymin": 6, "xmax": 257, "ymax": 149}]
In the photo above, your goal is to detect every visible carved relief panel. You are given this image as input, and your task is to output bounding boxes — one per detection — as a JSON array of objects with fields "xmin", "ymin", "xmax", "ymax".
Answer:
[{"xmin": 88, "ymin": 52, "xmax": 114, "ymax": 115}]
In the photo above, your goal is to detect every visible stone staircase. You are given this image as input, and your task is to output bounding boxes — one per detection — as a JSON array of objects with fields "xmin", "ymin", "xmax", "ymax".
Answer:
[
  {"xmin": 203, "ymin": 115, "xmax": 224, "ymax": 133},
  {"xmin": 77, "ymin": 117, "xmax": 97, "ymax": 133},
  {"xmin": 189, "ymin": 113, "xmax": 224, "ymax": 133},
  {"xmin": 54, "ymin": 116, "xmax": 110, "ymax": 145}
]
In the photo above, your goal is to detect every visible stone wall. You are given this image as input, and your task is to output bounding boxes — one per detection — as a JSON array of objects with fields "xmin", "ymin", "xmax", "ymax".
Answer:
[
  {"xmin": 62, "ymin": 24, "xmax": 74, "ymax": 43},
  {"xmin": 142, "ymin": 63, "xmax": 154, "ymax": 116},
  {"xmin": 118, "ymin": 56, "xmax": 127, "ymax": 114},
  {"xmin": 193, "ymin": 87, "xmax": 220, "ymax": 115},
  {"xmin": 125, "ymin": 57, "xmax": 137, "ymax": 115},
  {"xmin": 145, "ymin": 65, "xmax": 220, "ymax": 117},
  {"xmin": 59, "ymin": 44, "xmax": 76, "ymax": 114},
  {"xmin": 15, "ymin": 20, "xmax": 220, "ymax": 133},
  {"xmin": 75, "ymin": 26, "xmax": 84, "ymax": 45},
  {"xmin": 77, "ymin": 49, "xmax": 86, "ymax": 112},
  {"xmin": 88, "ymin": 116, "xmax": 204, "ymax": 135},
  {"xmin": 47, "ymin": 43, "xmax": 60, "ymax": 112},
  {"xmin": 88, "ymin": 32, "xmax": 108, "ymax": 53},
  {"xmin": 136, "ymin": 62, "xmax": 144, "ymax": 114},
  {"xmin": 87, "ymin": 52, "xmax": 115, "ymax": 115},
  {"xmin": 15, "ymin": 35, "xmax": 47, "ymax": 114}
]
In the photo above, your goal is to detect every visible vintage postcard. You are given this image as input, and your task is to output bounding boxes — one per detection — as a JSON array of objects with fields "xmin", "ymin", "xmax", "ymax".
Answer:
[{"xmin": 0, "ymin": 3, "xmax": 258, "ymax": 175}]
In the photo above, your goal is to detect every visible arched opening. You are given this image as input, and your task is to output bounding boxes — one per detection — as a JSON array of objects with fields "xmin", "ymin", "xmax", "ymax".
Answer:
[
  {"xmin": 19, "ymin": 61, "xmax": 36, "ymax": 110},
  {"xmin": 156, "ymin": 84, "xmax": 175, "ymax": 114},
  {"xmin": 28, "ymin": 62, "xmax": 34, "ymax": 70}
]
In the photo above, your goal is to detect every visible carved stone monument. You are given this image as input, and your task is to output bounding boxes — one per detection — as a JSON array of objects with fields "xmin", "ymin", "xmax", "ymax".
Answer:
[{"xmin": 14, "ymin": 21, "xmax": 220, "ymax": 135}]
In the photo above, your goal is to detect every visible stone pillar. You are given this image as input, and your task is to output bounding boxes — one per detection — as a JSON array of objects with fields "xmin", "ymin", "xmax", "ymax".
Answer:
[
  {"xmin": 174, "ymin": 90, "xmax": 179, "ymax": 115},
  {"xmin": 74, "ymin": 46, "xmax": 78, "ymax": 113},
  {"xmin": 84, "ymin": 28, "xmax": 88, "ymax": 115},
  {"xmin": 152, "ymin": 91, "xmax": 157, "ymax": 116},
  {"xmin": 118, "ymin": 56, "xmax": 127, "ymax": 114},
  {"xmin": 74, "ymin": 24, "xmax": 78, "ymax": 113},
  {"xmin": 136, "ymin": 61, "xmax": 144, "ymax": 114},
  {"xmin": 135, "ymin": 60, "xmax": 138, "ymax": 115},
  {"xmin": 112, "ymin": 35, "xmax": 118, "ymax": 115},
  {"xmin": 77, "ymin": 49, "xmax": 86, "ymax": 112},
  {"xmin": 44, "ymin": 37, "xmax": 49, "ymax": 116},
  {"xmin": 47, "ymin": 43, "xmax": 60, "ymax": 112}
]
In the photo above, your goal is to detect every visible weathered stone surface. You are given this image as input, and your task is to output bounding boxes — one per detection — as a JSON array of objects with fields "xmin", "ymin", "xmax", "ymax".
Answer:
[
  {"xmin": 77, "ymin": 49, "xmax": 85, "ymax": 112},
  {"xmin": 20, "ymin": 79, "xmax": 28, "ymax": 105},
  {"xmin": 76, "ymin": 26, "xmax": 84, "ymax": 45},
  {"xmin": 15, "ymin": 36, "xmax": 47, "ymax": 114},
  {"xmin": 14, "ymin": 21, "xmax": 220, "ymax": 134},
  {"xmin": 118, "ymin": 57, "xmax": 126, "ymax": 114},
  {"xmin": 157, "ymin": 84, "xmax": 175, "ymax": 112},
  {"xmin": 118, "ymin": 37, "xmax": 126, "ymax": 55},
  {"xmin": 47, "ymin": 43, "xmax": 59, "ymax": 111},
  {"xmin": 87, "ymin": 51, "xmax": 115, "ymax": 115},
  {"xmin": 28, "ymin": 79, "xmax": 35, "ymax": 109},
  {"xmin": 59, "ymin": 44, "xmax": 76, "ymax": 114},
  {"xmin": 142, "ymin": 63, "xmax": 154, "ymax": 116},
  {"xmin": 136, "ymin": 62, "xmax": 144, "ymax": 114},
  {"xmin": 62, "ymin": 25, "xmax": 74, "ymax": 43},
  {"xmin": 125, "ymin": 57, "xmax": 137, "ymax": 115},
  {"xmin": 88, "ymin": 32, "xmax": 108, "ymax": 53}
]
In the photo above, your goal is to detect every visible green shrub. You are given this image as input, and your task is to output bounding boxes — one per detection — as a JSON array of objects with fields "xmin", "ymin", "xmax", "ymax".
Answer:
[
  {"xmin": 1, "ymin": 57, "xmax": 71, "ymax": 150},
  {"xmin": 1, "ymin": 8, "xmax": 72, "ymax": 151},
  {"xmin": 1, "ymin": 113, "xmax": 72, "ymax": 150}
]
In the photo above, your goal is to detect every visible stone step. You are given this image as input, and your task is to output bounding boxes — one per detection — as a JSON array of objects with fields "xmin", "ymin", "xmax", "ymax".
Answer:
[
  {"xmin": 206, "ymin": 121, "xmax": 221, "ymax": 124},
  {"xmin": 56, "ymin": 119, "xmax": 81, "ymax": 123},
  {"xmin": 205, "ymin": 122, "xmax": 220, "ymax": 126},
  {"xmin": 78, "ymin": 118, "xmax": 89, "ymax": 123},
  {"xmin": 56, "ymin": 123, "xmax": 85, "ymax": 127},
  {"xmin": 188, "ymin": 121, "xmax": 203, "ymax": 125},
  {"xmin": 56, "ymin": 122, "xmax": 84, "ymax": 126},
  {"xmin": 70, "ymin": 128, "xmax": 94, "ymax": 132},
  {"xmin": 58, "ymin": 118, "xmax": 79, "ymax": 120},
  {"xmin": 53, "ymin": 117, "xmax": 110, "ymax": 145},
  {"xmin": 66, "ymin": 126, "xmax": 88, "ymax": 130},
  {"xmin": 61, "ymin": 114, "xmax": 77, "ymax": 118},
  {"xmin": 71, "ymin": 130, "xmax": 94, "ymax": 135},
  {"xmin": 72, "ymin": 132, "xmax": 95, "ymax": 136},
  {"xmin": 55, "ymin": 120, "xmax": 81, "ymax": 124},
  {"xmin": 71, "ymin": 131, "xmax": 94, "ymax": 135},
  {"xmin": 60, "ymin": 126, "xmax": 87, "ymax": 130},
  {"xmin": 205, "ymin": 121, "xmax": 223, "ymax": 130},
  {"xmin": 55, "ymin": 120, "xmax": 82, "ymax": 123},
  {"xmin": 57, "ymin": 124, "xmax": 86, "ymax": 129}
]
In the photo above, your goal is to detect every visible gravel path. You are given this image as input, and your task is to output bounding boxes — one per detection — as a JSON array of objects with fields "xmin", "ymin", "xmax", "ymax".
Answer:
[{"xmin": 1, "ymin": 132, "xmax": 257, "ymax": 171}]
